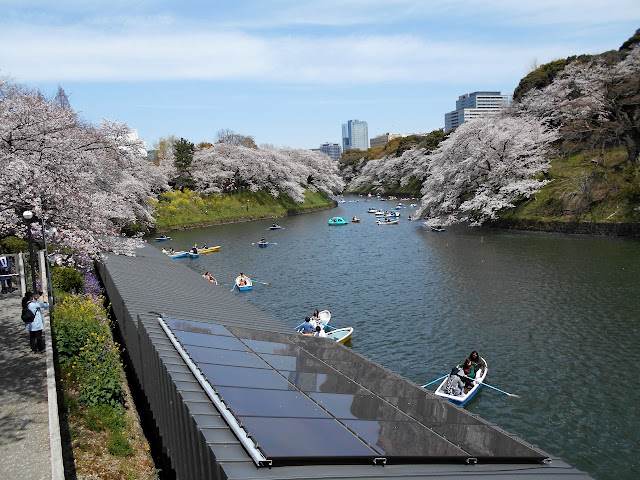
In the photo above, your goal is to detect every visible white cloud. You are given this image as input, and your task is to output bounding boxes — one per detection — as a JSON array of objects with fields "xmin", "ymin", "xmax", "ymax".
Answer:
[{"xmin": 0, "ymin": 25, "xmax": 572, "ymax": 86}]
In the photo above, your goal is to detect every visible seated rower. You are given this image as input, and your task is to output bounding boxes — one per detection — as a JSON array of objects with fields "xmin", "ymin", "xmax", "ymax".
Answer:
[
  {"xmin": 458, "ymin": 358, "xmax": 476, "ymax": 389},
  {"xmin": 191, "ymin": 244, "xmax": 198, "ymax": 254},
  {"xmin": 238, "ymin": 272, "xmax": 248, "ymax": 286},
  {"xmin": 443, "ymin": 367, "xmax": 465, "ymax": 396},
  {"xmin": 299, "ymin": 317, "xmax": 314, "ymax": 334}
]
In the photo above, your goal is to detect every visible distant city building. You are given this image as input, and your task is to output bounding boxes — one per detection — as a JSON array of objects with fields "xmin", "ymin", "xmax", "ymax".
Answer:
[
  {"xmin": 342, "ymin": 119, "xmax": 369, "ymax": 151},
  {"xmin": 444, "ymin": 91, "xmax": 511, "ymax": 132},
  {"xmin": 370, "ymin": 132, "xmax": 402, "ymax": 148},
  {"xmin": 315, "ymin": 142, "xmax": 342, "ymax": 161}
]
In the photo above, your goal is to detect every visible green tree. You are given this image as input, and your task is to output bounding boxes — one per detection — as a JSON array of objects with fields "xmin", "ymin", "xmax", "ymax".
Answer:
[{"xmin": 173, "ymin": 137, "xmax": 195, "ymax": 189}]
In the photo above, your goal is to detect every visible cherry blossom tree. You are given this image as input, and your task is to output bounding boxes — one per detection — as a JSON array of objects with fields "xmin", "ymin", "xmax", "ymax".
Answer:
[
  {"xmin": 190, "ymin": 143, "xmax": 343, "ymax": 202},
  {"xmin": 0, "ymin": 78, "xmax": 169, "ymax": 258},
  {"xmin": 518, "ymin": 45, "xmax": 640, "ymax": 164},
  {"xmin": 414, "ymin": 116, "xmax": 559, "ymax": 226}
]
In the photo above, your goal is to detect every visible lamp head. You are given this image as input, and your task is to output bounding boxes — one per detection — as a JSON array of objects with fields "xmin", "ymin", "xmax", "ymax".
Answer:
[{"xmin": 22, "ymin": 210, "xmax": 33, "ymax": 221}]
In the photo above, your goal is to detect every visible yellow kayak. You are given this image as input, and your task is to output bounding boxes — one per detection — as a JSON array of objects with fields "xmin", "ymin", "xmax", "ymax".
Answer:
[{"xmin": 198, "ymin": 246, "xmax": 221, "ymax": 254}]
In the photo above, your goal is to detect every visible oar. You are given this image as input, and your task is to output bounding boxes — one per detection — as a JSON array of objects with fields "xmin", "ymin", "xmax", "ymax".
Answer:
[
  {"xmin": 230, "ymin": 283, "xmax": 237, "ymax": 292},
  {"xmin": 421, "ymin": 375, "xmax": 448, "ymax": 388},
  {"xmin": 462, "ymin": 375, "xmax": 519, "ymax": 398},
  {"xmin": 252, "ymin": 279, "xmax": 270, "ymax": 286}
]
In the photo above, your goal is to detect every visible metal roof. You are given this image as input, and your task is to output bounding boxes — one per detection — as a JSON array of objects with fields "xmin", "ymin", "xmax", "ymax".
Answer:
[{"xmin": 97, "ymin": 243, "xmax": 593, "ymax": 479}]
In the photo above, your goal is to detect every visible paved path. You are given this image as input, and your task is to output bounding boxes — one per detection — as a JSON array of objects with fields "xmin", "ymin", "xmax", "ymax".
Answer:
[{"xmin": 0, "ymin": 293, "xmax": 53, "ymax": 480}]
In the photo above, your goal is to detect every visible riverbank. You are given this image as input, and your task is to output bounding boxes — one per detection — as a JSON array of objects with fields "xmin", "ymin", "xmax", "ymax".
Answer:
[{"xmin": 151, "ymin": 189, "xmax": 337, "ymax": 232}]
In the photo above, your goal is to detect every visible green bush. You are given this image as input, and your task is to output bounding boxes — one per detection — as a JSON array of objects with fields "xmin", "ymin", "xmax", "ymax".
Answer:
[
  {"xmin": 0, "ymin": 236, "xmax": 29, "ymax": 253},
  {"xmin": 52, "ymin": 266, "xmax": 84, "ymax": 293},
  {"xmin": 53, "ymin": 295, "xmax": 125, "ymax": 408}
]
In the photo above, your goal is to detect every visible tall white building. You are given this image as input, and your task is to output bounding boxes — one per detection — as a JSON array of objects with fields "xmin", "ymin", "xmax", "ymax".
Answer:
[
  {"xmin": 444, "ymin": 91, "xmax": 510, "ymax": 132},
  {"xmin": 342, "ymin": 119, "xmax": 369, "ymax": 151}
]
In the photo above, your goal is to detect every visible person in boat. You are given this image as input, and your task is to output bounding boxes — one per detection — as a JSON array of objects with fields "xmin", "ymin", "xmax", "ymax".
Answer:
[
  {"xmin": 299, "ymin": 317, "xmax": 314, "ymax": 334},
  {"xmin": 169, "ymin": 248, "xmax": 175, "ymax": 254},
  {"xmin": 161, "ymin": 248, "xmax": 168, "ymax": 254},
  {"xmin": 191, "ymin": 244, "xmax": 198, "ymax": 254},
  {"xmin": 469, "ymin": 350, "xmax": 488, "ymax": 377},
  {"xmin": 202, "ymin": 243, "xmax": 208, "ymax": 249},
  {"xmin": 238, "ymin": 272, "xmax": 248, "ymax": 286},
  {"xmin": 314, "ymin": 325, "xmax": 327, "ymax": 338},
  {"xmin": 160, "ymin": 234, "xmax": 167, "ymax": 238},
  {"xmin": 261, "ymin": 237, "xmax": 266, "ymax": 243},
  {"xmin": 203, "ymin": 271, "xmax": 215, "ymax": 283},
  {"xmin": 443, "ymin": 367, "xmax": 466, "ymax": 396},
  {"xmin": 458, "ymin": 358, "xmax": 476, "ymax": 389}
]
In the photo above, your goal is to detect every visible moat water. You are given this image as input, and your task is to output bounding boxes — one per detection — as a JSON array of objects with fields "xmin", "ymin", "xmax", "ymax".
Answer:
[{"xmin": 152, "ymin": 196, "xmax": 640, "ymax": 480}]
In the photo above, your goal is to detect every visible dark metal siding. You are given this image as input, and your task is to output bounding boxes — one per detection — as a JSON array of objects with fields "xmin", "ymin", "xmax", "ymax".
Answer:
[{"xmin": 97, "ymin": 244, "xmax": 593, "ymax": 480}]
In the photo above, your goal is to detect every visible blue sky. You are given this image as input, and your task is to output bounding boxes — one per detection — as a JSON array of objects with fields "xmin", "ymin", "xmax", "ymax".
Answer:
[{"xmin": 2, "ymin": 1, "xmax": 640, "ymax": 150}]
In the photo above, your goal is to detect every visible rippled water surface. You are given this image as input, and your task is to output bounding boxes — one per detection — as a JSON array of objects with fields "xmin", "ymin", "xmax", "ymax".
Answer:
[{"xmin": 153, "ymin": 197, "xmax": 640, "ymax": 480}]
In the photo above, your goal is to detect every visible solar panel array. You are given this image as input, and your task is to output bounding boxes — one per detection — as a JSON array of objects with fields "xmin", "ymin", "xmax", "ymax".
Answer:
[{"xmin": 163, "ymin": 316, "xmax": 545, "ymax": 466}]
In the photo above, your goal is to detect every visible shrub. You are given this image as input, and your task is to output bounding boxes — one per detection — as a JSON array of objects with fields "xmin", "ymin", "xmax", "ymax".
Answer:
[
  {"xmin": 52, "ymin": 266, "xmax": 84, "ymax": 293},
  {"xmin": 0, "ymin": 236, "xmax": 29, "ymax": 253},
  {"xmin": 52, "ymin": 295, "xmax": 124, "ymax": 408}
]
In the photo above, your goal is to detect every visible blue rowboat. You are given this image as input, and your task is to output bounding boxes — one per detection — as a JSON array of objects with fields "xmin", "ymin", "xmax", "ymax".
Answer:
[
  {"xmin": 156, "ymin": 236, "xmax": 171, "ymax": 242},
  {"xmin": 328, "ymin": 216, "xmax": 347, "ymax": 225},
  {"xmin": 170, "ymin": 251, "xmax": 189, "ymax": 259},
  {"xmin": 258, "ymin": 241, "xmax": 268, "ymax": 248},
  {"xmin": 433, "ymin": 361, "xmax": 488, "ymax": 406},
  {"xmin": 189, "ymin": 252, "xmax": 199, "ymax": 258},
  {"xmin": 268, "ymin": 224, "xmax": 283, "ymax": 230}
]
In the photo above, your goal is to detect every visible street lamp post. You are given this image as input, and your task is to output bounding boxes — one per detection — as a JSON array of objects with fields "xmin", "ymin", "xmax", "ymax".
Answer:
[{"xmin": 22, "ymin": 210, "xmax": 38, "ymax": 292}]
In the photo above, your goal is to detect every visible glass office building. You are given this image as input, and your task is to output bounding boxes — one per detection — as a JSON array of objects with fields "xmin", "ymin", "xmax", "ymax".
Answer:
[{"xmin": 342, "ymin": 120, "xmax": 369, "ymax": 151}]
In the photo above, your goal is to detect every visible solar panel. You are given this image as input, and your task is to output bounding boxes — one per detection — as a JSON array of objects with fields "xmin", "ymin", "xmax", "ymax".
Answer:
[{"xmin": 160, "ymin": 316, "xmax": 546, "ymax": 466}]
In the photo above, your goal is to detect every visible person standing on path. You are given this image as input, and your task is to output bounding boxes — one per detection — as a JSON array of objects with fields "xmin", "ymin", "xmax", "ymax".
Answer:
[{"xmin": 23, "ymin": 291, "xmax": 49, "ymax": 353}]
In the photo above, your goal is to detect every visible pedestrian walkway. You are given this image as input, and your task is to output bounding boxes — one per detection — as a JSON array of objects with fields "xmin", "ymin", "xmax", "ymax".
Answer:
[{"xmin": 0, "ymin": 292, "xmax": 59, "ymax": 480}]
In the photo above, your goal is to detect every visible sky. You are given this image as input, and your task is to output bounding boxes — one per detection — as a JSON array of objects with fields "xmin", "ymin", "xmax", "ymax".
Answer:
[{"xmin": 1, "ymin": 1, "xmax": 640, "ymax": 150}]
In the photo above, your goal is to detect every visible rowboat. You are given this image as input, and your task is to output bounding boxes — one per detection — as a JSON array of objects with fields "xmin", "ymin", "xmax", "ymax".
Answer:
[
  {"xmin": 433, "ymin": 361, "xmax": 488, "ymax": 406},
  {"xmin": 258, "ymin": 241, "xmax": 269, "ymax": 248},
  {"xmin": 170, "ymin": 251, "xmax": 189, "ymax": 259},
  {"xmin": 328, "ymin": 217, "xmax": 347, "ymax": 225},
  {"xmin": 351, "ymin": 217, "xmax": 361, "ymax": 223},
  {"xmin": 268, "ymin": 224, "xmax": 283, "ymax": 230},
  {"xmin": 293, "ymin": 319, "xmax": 354, "ymax": 344},
  {"xmin": 430, "ymin": 226, "xmax": 445, "ymax": 232},
  {"xmin": 155, "ymin": 236, "xmax": 171, "ymax": 242},
  {"xmin": 198, "ymin": 246, "xmax": 221, "ymax": 254},
  {"xmin": 368, "ymin": 207, "xmax": 377, "ymax": 213},
  {"xmin": 377, "ymin": 219, "xmax": 399, "ymax": 225},
  {"xmin": 189, "ymin": 252, "xmax": 199, "ymax": 258},
  {"xmin": 235, "ymin": 275, "xmax": 253, "ymax": 291},
  {"xmin": 324, "ymin": 325, "xmax": 354, "ymax": 344}
]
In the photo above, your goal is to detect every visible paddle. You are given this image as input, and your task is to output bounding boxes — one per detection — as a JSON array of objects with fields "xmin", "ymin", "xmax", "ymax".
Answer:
[
  {"xmin": 421, "ymin": 375, "xmax": 448, "ymax": 388},
  {"xmin": 252, "ymin": 279, "xmax": 270, "ymax": 286},
  {"xmin": 230, "ymin": 283, "xmax": 237, "ymax": 292},
  {"xmin": 461, "ymin": 374, "xmax": 520, "ymax": 398}
]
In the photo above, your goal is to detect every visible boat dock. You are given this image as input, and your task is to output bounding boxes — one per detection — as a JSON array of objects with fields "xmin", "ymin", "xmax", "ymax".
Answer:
[{"xmin": 97, "ymin": 243, "xmax": 593, "ymax": 479}]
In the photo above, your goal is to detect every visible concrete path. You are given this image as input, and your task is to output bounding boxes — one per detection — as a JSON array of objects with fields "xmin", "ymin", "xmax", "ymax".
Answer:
[{"xmin": 0, "ymin": 292, "xmax": 58, "ymax": 480}]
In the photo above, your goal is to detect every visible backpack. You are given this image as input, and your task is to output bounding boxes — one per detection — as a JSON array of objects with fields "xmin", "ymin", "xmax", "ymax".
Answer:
[{"xmin": 22, "ymin": 305, "xmax": 36, "ymax": 323}]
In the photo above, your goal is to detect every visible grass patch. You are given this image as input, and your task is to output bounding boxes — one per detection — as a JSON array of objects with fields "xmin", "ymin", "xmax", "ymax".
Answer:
[
  {"xmin": 151, "ymin": 188, "xmax": 335, "ymax": 230},
  {"xmin": 504, "ymin": 147, "xmax": 640, "ymax": 223}
]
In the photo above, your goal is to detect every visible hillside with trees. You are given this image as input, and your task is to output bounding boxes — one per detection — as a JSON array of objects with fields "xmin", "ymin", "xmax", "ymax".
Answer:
[{"xmin": 341, "ymin": 29, "xmax": 640, "ymax": 233}]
